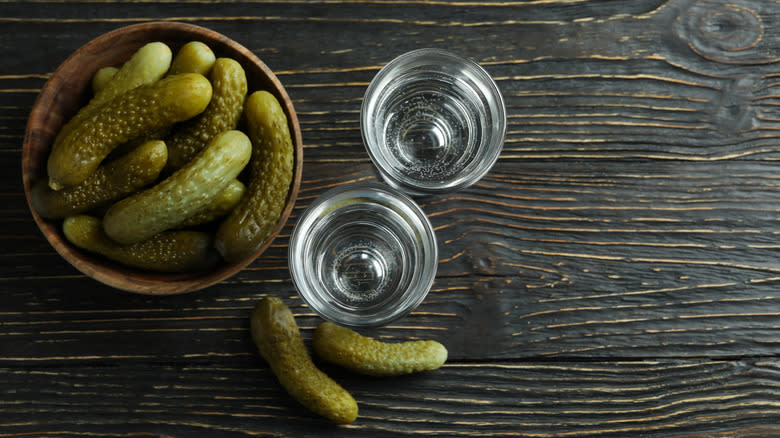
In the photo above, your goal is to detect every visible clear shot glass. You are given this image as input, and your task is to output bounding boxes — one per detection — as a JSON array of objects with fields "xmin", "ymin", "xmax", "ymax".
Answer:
[
  {"xmin": 361, "ymin": 48, "xmax": 506, "ymax": 196},
  {"xmin": 289, "ymin": 182, "xmax": 438, "ymax": 327}
]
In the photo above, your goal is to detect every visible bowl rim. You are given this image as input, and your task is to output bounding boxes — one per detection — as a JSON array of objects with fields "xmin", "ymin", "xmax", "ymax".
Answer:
[{"xmin": 22, "ymin": 21, "xmax": 303, "ymax": 295}]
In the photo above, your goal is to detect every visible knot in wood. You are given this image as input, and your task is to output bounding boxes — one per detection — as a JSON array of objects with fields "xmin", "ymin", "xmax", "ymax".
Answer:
[{"xmin": 675, "ymin": 0, "xmax": 764, "ymax": 64}]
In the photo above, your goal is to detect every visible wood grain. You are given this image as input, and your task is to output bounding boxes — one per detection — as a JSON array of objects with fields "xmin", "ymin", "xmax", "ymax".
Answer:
[
  {"xmin": 1, "ymin": 359, "xmax": 778, "ymax": 437},
  {"xmin": 1, "ymin": 0, "xmax": 779, "ymax": 436},
  {"xmin": 4, "ymin": 161, "xmax": 778, "ymax": 361}
]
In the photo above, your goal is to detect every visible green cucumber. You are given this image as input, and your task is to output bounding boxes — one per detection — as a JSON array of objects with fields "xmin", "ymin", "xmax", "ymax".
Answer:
[
  {"xmin": 63, "ymin": 215, "xmax": 219, "ymax": 273},
  {"xmin": 47, "ymin": 72, "xmax": 212, "ymax": 190},
  {"xmin": 165, "ymin": 57, "xmax": 248, "ymax": 171},
  {"xmin": 32, "ymin": 140, "xmax": 167, "ymax": 219},
  {"xmin": 215, "ymin": 91, "xmax": 294, "ymax": 263},
  {"xmin": 102, "ymin": 130, "xmax": 251, "ymax": 245}
]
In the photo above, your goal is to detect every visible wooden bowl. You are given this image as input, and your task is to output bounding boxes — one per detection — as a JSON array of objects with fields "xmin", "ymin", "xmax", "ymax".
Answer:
[{"xmin": 22, "ymin": 22, "xmax": 303, "ymax": 295}]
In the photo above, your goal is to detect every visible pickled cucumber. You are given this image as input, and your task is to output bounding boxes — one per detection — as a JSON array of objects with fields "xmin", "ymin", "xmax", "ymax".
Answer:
[
  {"xmin": 104, "ymin": 126, "xmax": 170, "ymax": 162},
  {"xmin": 102, "ymin": 130, "xmax": 251, "ymax": 245},
  {"xmin": 215, "ymin": 91, "xmax": 294, "ymax": 263},
  {"xmin": 54, "ymin": 42, "xmax": 173, "ymax": 158},
  {"xmin": 63, "ymin": 215, "xmax": 219, "ymax": 273},
  {"xmin": 165, "ymin": 57, "xmax": 247, "ymax": 171},
  {"xmin": 313, "ymin": 322, "xmax": 448, "ymax": 377},
  {"xmin": 31, "ymin": 140, "xmax": 167, "ymax": 219},
  {"xmin": 47, "ymin": 72, "xmax": 213, "ymax": 190},
  {"xmin": 250, "ymin": 297, "xmax": 358, "ymax": 424},
  {"xmin": 169, "ymin": 41, "xmax": 216, "ymax": 76},
  {"xmin": 177, "ymin": 179, "xmax": 246, "ymax": 228},
  {"xmin": 91, "ymin": 66, "xmax": 118, "ymax": 95},
  {"xmin": 94, "ymin": 42, "xmax": 172, "ymax": 107}
]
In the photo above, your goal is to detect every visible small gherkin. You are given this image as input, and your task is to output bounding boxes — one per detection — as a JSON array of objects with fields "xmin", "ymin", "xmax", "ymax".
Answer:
[
  {"xmin": 47, "ymin": 73, "xmax": 212, "ymax": 190},
  {"xmin": 215, "ymin": 90, "xmax": 294, "ymax": 263},
  {"xmin": 63, "ymin": 215, "xmax": 220, "ymax": 273},
  {"xmin": 313, "ymin": 322, "xmax": 448, "ymax": 377},
  {"xmin": 250, "ymin": 298, "xmax": 358, "ymax": 424},
  {"xmin": 55, "ymin": 42, "xmax": 173, "ymax": 153},
  {"xmin": 164, "ymin": 57, "xmax": 248, "ymax": 171},
  {"xmin": 102, "ymin": 130, "xmax": 251, "ymax": 246},
  {"xmin": 32, "ymin": 140, "xmax": 167, "ymax": 219},
  {"xmin": 168, "ymin": 41, "xmax": 216, "ymax": 77},
  {"xmin": 176, "ymin": 179, "xmax": 246, "ymax": 229}
]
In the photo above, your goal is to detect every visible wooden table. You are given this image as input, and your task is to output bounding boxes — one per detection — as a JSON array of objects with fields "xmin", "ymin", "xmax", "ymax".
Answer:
[{"xmin": 2, "ymin": 1, "xmax": 779, "ymax": 436}]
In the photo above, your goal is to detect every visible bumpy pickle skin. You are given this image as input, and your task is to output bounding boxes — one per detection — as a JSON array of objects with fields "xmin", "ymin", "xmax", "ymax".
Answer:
[
  {"xmin": 168, "ymin": 41, "xmax": 216, "ymax": 77},
  {"xmin": 63, "ymin": 215, "xmax": 220, "ymax": 273},
  {"xmin": 94, "ymin": 42, "xmax": 172, "ymax": 107},
  {"xmin": 31, "ymin": 140, "xmax": 167, "ymax": 219},
  {"xmin": 103, "ymin": 41, "xmax": 214, "ymax": 160},
  {"xmin": 101, "ymin": 41, "xmax": 210, "ymax": 161},
  {"xmin": 47, "ymin": 72, "xmax": 213, "ymax": 190},
  {"xmin": 165, "ymin": 57, "xmax": 248, "ymax": 171},
  {"xmin": 215, "ymin": 90, "xmax": 294, "ymax": 263},
  {"xmin": 313, "ymin": 322, "xmax": 448, "ymax": 377},
  {"xmin": 102, "ymin": 130, "xmax": 251, "ymax": 245},
  {"xmin": 91, "ymin": 66, "xmax": 118, "ymax": 95},
  {"xmin": 177, "ymin": 179, "xmax": 246, "ymax": 228},
  {"xmin": 53, "ymin": 42, "xmax": 173, "ymax": 161},
  {"xmin": 250, "ymin": 298, "xmax": 358, "ymax": 424}
]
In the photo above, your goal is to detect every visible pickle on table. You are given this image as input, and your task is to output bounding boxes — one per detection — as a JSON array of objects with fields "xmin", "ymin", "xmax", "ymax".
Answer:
[
  {"xmin": 177, "ymin": 179, "xmax": 246, "ymax": 228},
  {"xmin": 63, "ymin": 215, "xmax": 219, "ymax": 273},
  {"xmin": 215, "ymin": 90, "xmax": 294, "ymax": 263},
  {"xmin": 54, "ymin": 42, "xmax": 173, "ymax": 156},
  {"xmin": 169, "ymin": 41, "xmax": 216, "ymax": 77},
  {"xmin": 31, "ymin": 140, "xmax": 167, "ymax": 219},
  {"xmin": 313, "ymin": 322, "xmax": 448, "ymax": 377},
  {"xmin": 250, "ymin": 297, "xmax": 358, "ymax": 424},
  {"xmin": 47, "ymin": 72, "xmax": 212, "ymax": 190},
  {"xmin": 102, "ymin": 130, "xmax": 251, "ymax": 245},
  {"xmin": 165, "ymin": 57, "xmax": 248, "ymax": 171}
]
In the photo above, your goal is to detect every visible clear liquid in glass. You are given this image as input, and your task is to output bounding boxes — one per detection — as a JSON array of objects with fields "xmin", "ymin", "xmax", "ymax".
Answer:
[
  {"xmin": 377, "ymin": 71, "xmax": 484, "ymax": 185},
  {"xmin": 289, "ymin": 183, "xmax": 438, "ymax": 327},
  {"xmin": 313, "ymin": 206, "xmax": 413, "ymax": 309},
  {"xmin": 361, "ymin": 48, "xmax": 505, "ymax": 195}
]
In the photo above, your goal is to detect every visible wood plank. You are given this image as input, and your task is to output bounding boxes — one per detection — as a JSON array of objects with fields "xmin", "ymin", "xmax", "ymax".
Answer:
[
  {"xmin": 0, "ymin": 359, "xmax": 778, "ymax": 437},
  {"xmin": 3, "ymin": 3, "xmax": 780, "ymax": 167}
]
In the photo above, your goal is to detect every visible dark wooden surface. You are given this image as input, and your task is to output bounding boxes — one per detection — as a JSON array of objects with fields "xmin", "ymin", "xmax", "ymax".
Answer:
[{"xmin": 2, "ymin": 1, "xmax": 779, "ymax": 436}]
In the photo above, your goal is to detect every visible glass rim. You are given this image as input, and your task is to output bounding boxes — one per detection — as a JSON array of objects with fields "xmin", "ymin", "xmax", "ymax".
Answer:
[{"xmin": 360, "ymin": 47, "xmax": 507, "ymax": 196}]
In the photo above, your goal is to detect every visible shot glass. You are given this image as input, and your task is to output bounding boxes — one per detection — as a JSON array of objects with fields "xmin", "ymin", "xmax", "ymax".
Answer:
[
  {"xmin": 289, "ymin": 182, "xmax": 438, "ymax": 327},
  {"xmin": 361, "ymin": 48, "xmax": 506, "ymax": 195}
]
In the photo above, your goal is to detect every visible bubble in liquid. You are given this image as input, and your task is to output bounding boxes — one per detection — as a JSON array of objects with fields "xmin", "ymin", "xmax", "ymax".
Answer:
[
  {"xmin": 378, "ymin": 71, "xmax": 483, "ymax": 186},
  {"xmin": 329, "ymin": 239, "xmax": 388, "ymax": 304},
  {"xmin": 316, "ymin": 217, "xmax": 408, "ymax": 308}
]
